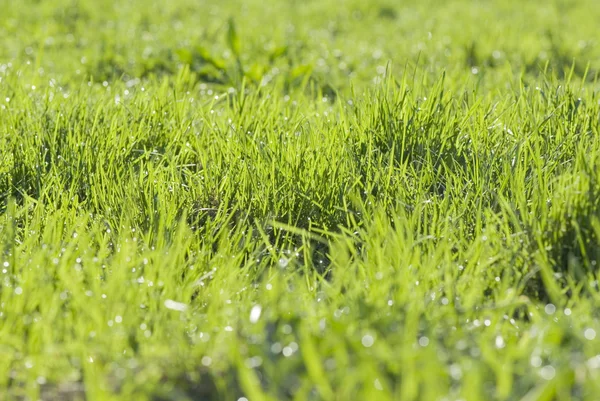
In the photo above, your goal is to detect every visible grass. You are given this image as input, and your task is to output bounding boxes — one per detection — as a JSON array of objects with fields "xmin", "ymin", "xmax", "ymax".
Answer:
[{"xmin": 2, "ymin": 0, "xmax": 600, "ymax": 400}]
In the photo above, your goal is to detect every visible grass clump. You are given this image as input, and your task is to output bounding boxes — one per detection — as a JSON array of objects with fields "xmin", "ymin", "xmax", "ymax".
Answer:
[{"xmin": 2, "ymin": 0, "xmax": 600, "ymax": 400}]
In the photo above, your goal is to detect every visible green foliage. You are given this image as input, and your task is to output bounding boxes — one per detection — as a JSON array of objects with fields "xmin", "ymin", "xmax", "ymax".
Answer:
[{"xmin": 1, "ymin": 0, "xmax": 600, "ymax": 400}]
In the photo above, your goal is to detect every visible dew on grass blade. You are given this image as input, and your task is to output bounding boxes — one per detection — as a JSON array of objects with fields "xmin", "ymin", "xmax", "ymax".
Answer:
[
  {"xmin": 374, "ymin": 378, "xmax": 383, "ymax": 390},
  {"xmin": 278, "ymin": 257, "xmax": 289, "ymax": 268},
  {"xmin": 587, "ymin": 355, "xmax": 600, "ymax": 370},
  {"xmin": 362, "ymin": 334, "xmax": 375, "ymax": 347},
  {"xmin": 449, "ymin": 364, "xmax": 462, "ymax": 380},
  {"xmin": 530, "ymin": 355, "xmax": 542, "ymax": 367},
  {"xmin": 270, "ymin": 342, "xmax": 282, "ymax": 354},
  {"xmin": 540, "ymin": 365, "xmax": 556, "ymax": 380},
  {"xmin": 544, "ymin": 304, "xmax": 556, "ymax": 315},
  {"xmin": 249, "ymin": 305, "xmax": 262, "ymax": 323},
  {"xmin": 584, "ymin": 328, "xmax": 596, "ymax": 340},
  {"xmin": 164, "ymin": 299, "xmax": 187, "ymax": 312},
  {"xmin": 245, "ymin": 356, "xmax": 263, "ymax": 368}
]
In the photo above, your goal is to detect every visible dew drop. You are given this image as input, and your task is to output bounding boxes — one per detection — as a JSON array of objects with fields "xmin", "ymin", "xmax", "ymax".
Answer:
[
  {"xmin": 361, "ymin": 334, "xmax": 374, "ymax": 348},
  {"xmin": 540, "ymin": 365, "xmax": 556, "ymax": 380},
  {"xmin": 585, "ymin": 328, "xmax": 596, "ymax": 340},
  {"xmin": 374, "ymin": 378, "xmax": 383, "ymax": 390},
  {"xmin": 544, "ymin": 304, "xmax": 556, "ymax": 315},
  {"xmin": 249, "ymin": 305, "xmax": 262, "ymax": 323}
]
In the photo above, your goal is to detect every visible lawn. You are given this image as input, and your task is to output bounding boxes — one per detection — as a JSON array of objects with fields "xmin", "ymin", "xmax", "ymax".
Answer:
[{"xmin": 2, "ymin": 0, "xmax": 600, "ymax": 400}]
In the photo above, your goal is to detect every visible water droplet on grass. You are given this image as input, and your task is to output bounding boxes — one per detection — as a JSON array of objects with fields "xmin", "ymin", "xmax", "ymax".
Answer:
[
  {"xmin": 544, "ymin": 304, "xmax": 556, "ymax": 315},
  {"xmin": 586, "ymin": 355, "xmax": 600, "ymax": 369},
  {"xmin": 374, "ymin": 378, "xmax": 383, "ymax": 390},
  {"xmin": 271, "ymin": 342, "xmax": 282, "ymax": 354},
  {"xmin": 164, "ymin": 299, "xmax": 187, "ymax": 312},
  {"xmin": 585, "ymin": 328, "xmax": 596, "ymax": 340},
  {"xmin": 245, "ymin": 356, "xmax": 263, "ymax": 368},
  {"xmin": 249, "ymin": 305, "xmax": 262, "ymax": 323},
  {"xmin": 540, "ymin": 365, "xmax": 555, "ymax": 380},
  {"xmin": 449, "ymin": 364, "xmax": 462, "ymax": 380},
  {"xmin": 362, "ymin": 334, "xmax": 375, "ymax": 347}
]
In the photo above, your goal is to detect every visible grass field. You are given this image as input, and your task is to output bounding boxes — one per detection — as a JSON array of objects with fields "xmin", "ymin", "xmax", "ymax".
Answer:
[{"xmin": 2, "ymin": 0, "xmax": 600, "ymax": 400}]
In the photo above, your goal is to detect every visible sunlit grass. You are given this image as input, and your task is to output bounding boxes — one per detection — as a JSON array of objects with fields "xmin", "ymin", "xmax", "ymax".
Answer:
[{"xmin": 2, "ymin": 0, "xmax": 600, "ymax": 400}]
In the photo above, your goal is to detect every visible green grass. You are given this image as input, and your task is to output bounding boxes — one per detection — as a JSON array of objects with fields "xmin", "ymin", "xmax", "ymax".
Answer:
[{"xmin": 2, "ymin": 0, "xmax": 600, "ymax": 400}]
